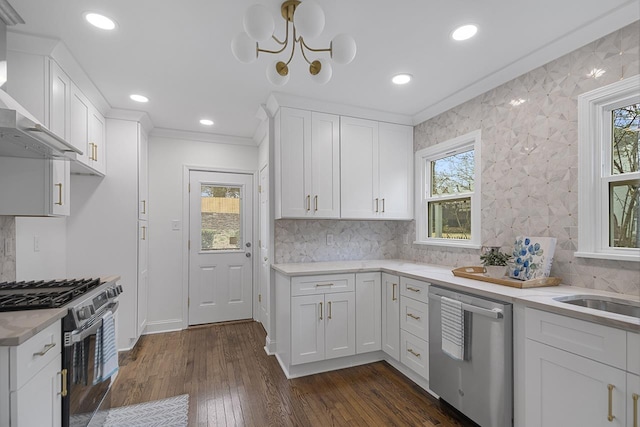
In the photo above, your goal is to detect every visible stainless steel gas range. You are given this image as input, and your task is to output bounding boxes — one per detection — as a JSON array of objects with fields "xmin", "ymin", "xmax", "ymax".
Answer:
[{"xmin": 0, "ymin": 277, "xmax": 122, "ymax": 427}]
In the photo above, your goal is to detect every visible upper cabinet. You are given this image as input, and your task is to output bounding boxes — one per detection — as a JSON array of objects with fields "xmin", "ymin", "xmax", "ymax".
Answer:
[
  {"xmin": 138, "ymin": 125, "xmax": 149, "ymax": 221},
  {"xmin": 275, "ymin": 107, "xmax": 340, "ymax": 219},
  {"xmin": 274, "ymin": 105, "xmax": 413, "ymax": 221},
  {"xmin": 341, "ymin": 118, "xmax": 413, "ymax": 220}
]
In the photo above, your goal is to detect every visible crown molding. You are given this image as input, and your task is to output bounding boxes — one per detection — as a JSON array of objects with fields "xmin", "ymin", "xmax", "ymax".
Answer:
[
  {"xmin": 107, "ymin": 108, "xmax": 154, "ymax": 134},
  {"xmin": 150, "ymin": 127, "xmax": 256, "ymax": 146}
]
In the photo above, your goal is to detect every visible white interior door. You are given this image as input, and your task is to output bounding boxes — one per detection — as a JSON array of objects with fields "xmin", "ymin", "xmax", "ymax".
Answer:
[
  {"xmin": 189, "ymin": 171, "xmax": 253, "ymax": 325},
  {"xmin": 258, "ymin": 165, "xmax": 270, "ymax": 330}
]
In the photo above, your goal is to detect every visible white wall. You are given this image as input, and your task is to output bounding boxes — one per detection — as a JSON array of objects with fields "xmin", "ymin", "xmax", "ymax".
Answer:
[
  {"xmin": 15, "ymin": 217, "xmax": 66, "ymax": 281},
  {"xmin": 147, "ymin": 135, "xmax": 258, "ymax": 332}
]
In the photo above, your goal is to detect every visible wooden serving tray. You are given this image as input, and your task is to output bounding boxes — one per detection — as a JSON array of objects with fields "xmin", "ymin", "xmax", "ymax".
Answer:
[{"xmin": 451, "ymin": 266, "xmax": 561, "ymax": 289}]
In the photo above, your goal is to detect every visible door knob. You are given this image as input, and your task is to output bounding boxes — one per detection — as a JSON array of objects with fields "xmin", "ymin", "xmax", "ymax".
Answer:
[
  {"xmin": 264, "ymin": 257, "xmax": 268, "ymax": 262},
  {"xmin": 246, "ymin": 253, "xmax": 251, "ymax": 258},
  {"xmin": 246, "ymin": 242, "xmax": 251, "ymax": 247}
]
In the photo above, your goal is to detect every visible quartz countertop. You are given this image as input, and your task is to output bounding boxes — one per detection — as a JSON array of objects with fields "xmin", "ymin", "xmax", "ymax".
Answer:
[
  {"xmin": 272, "ymin": 260, "xmax": 640, "ymax": 332},
  {"xmin": 0, "ymin": 275, "xmax": 121, "ymax": 346}
]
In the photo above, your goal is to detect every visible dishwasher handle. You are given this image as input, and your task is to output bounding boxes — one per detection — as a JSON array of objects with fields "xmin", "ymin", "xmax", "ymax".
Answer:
[{"xmin": 429, "ymin": 294, "xmax": 504, "ymax": 319}]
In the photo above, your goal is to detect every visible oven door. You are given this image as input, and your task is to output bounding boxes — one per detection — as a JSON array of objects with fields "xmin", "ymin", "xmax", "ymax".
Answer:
[{"xmin": 62, "ymin": 302, "xmax": 118, "ymax": 427}]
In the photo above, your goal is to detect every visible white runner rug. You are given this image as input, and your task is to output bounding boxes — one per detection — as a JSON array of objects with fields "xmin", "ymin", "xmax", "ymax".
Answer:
[{"xmin": 98, "ymin": 394, "xmax": 189, "ymax": 427}]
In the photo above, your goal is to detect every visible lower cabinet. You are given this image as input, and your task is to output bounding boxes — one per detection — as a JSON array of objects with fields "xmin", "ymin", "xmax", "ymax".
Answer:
[
  {"xmin": 398, "ymin": 277, "xmax": 430, "ymax": 380},
  {"xmin": 1, "ymin": 321, "xmax": 63, "ymax": 427},
  {"xmin": 381, "ymin": 273, "xmax": 400, "ymax": 360},
  {"xmin": 400, "ymin": 330, "xmax": 429, "ymax": 380},
  {"xmin": 524, "ymin": 308, "xmax": 637, "ymax": 427},
  {"xmin": 355, "ymin": 272, "xmax": 381, "ymax": 354},
  {"xmin": 291, "ymin": 292, "xmax": 355, "ymax": 365}
]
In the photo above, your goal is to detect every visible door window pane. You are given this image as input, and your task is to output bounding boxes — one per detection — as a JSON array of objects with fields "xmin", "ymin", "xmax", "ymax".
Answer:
[
  {"xmin": 428, "ymin": 197, "xmax": 471, "ymax": 240},
  {"xmin": 200, "ymin": 185, "xmax": 241, "ymax": 251},
  {"xmin": 611, "ymin": 103, "xmax": 639, "ymax": 175},
  {"xmin": 609, "ymin": 180, "xmax": 639, "ymax": 248}
]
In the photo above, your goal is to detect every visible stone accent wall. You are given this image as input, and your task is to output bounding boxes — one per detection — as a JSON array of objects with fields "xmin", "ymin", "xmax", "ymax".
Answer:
[{"xmin": 0, "ymin": 216, "xmax": 16, "ymax": 282}]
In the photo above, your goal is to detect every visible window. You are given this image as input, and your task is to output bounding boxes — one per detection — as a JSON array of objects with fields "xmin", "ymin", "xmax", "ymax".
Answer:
[
  {"xmin": 577, "ymin": 75, "xmax": 640, "ymax": 262},
  {"xmin": 200, "ymin": 185, "xmax": 242, "ymax": 251},
  {"xmin": 415, "ymin": 130, "xmax": 481, "ymax": 248}
]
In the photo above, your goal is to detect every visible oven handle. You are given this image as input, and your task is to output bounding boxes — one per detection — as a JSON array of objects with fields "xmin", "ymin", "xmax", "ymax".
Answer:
[
  {"xmin": 64, "ymin": 301, "xmax": 119, "ymax": 347},
  {"xmin": 428, "ymin": 294, "xmax": 503, "ymax": 319}
]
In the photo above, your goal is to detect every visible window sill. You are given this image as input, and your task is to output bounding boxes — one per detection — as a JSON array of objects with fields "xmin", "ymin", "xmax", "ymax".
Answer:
[
  {"xmin": 413, "ymin": 240, "xmax": 481, "ymax": 250},
  {"xmin": 574, "ymin": 251, "xmax": 640, "ymax": 263}
]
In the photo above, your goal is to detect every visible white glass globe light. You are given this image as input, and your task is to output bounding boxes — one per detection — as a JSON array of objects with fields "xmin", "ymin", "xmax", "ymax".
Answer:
[
  {"xmin": 331, "ymin": 34, "xmax": 356, "ymax": 64},
  {"xmin": 243, "ymin": 4, "xmax": 275, "ymax": 42},
  {"xmin": 293, "ymin": 1, "xmax": 325, "ymax": 40},
  {"xmin": 266, "ymin": 61, "xmax": 290, "ymax": 86},
  {"xmin": 231, "ymin": 32, "xmax": 257, "ymax": 63},
  {"xmin": 310, "ymin": 59, "xmax": 332, "ymax": 84}
]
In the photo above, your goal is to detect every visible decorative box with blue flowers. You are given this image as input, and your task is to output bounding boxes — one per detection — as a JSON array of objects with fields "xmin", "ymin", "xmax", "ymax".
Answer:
[{"xmin": 508, "ymin": 236, "xmax": 557, "ymax": 281}]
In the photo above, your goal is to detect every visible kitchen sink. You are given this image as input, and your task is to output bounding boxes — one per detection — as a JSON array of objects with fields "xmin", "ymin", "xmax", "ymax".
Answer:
[{"xmin": 554, "ymin": 295, "xmax": 640, "ymax": 318}]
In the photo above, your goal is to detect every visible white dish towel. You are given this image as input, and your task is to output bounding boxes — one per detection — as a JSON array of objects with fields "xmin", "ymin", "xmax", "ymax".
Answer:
[
  {"xmin": 93, "ymin": 310, "xmax": 119, "ymax": 384},
  {"xmin": 441, "ymin": 296, "xmax": 465, "ymax": 361}
]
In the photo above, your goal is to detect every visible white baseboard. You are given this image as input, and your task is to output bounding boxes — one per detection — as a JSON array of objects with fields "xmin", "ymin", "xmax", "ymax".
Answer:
[
  {"xmin": 143, "ymin": 319, "xmax": 183, "ymax": 335},
  {"xmin": 264, "ymin": 335, "xmax": 276, "ymax": 355},
  {"xmin": 277, "ymin": 351, "xmax": 386, "ymax": 379}
]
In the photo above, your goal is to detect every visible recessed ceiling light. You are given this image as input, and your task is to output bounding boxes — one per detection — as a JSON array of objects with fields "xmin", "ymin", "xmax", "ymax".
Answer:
[
  {"xmin": 84, "ymin": 12, "xmax": 117, "ymax": 30},
  {"xmin": 130, "ymin": 94, "xmax": 149, "ymax": 103},
  {"xmin": 392, "ymin": 74, "xmax": 412, "ymax": 85},
  {"xmin": 452, "ymin": 24, "xmax": 478, "ymax": 41},
  {"xmin": 200, "ymin": 119, "xmax": 214, "ymax": 126}
]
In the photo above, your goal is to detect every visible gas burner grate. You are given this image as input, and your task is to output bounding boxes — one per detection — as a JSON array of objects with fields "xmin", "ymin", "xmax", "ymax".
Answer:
[{"xmin": 0, "ymin": 278, "xmax": 101, "ymax": 311}]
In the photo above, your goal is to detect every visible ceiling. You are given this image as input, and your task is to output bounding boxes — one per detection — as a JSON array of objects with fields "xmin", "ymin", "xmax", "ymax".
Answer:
[{"xmin": 8, "ymin": 0, "xmax": 639, "ymax": 141}]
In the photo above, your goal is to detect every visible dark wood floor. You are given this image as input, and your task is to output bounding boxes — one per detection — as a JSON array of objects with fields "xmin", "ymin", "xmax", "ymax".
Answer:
[{"xmin": 108, "ymin": 321, "xmax": 476, "ymax": 426}]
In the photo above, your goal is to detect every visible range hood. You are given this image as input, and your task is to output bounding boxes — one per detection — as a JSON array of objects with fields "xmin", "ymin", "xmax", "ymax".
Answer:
[{"xmin": 0, "ymin": 0, "xmax": 81, "ymax": 159}]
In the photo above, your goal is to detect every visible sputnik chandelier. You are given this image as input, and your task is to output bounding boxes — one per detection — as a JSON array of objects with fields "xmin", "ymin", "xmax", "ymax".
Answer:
[{"xmin": 231, "ymin": 0, "xmax": 357, "ymax": 85}]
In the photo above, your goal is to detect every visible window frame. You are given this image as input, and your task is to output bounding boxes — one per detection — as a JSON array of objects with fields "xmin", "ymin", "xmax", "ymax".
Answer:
[
  {"xmin": 414, "ymin": 130, "xmax": 482, "ymax": 249},
  {"xmin": 576, "ymin": 74, "xmax": 640, "ymax": 262}
]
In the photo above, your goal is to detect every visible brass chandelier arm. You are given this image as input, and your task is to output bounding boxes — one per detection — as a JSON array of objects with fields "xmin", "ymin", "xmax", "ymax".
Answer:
[
  {"xmin": 300, "ymin": 37, "xmax": 332, "ymax": 54},
  {"xmin": 283, "ymin": 27, "xmax": 298, "ymax": 65},
  {"xmin": 258, "ymin": 20, "xmax": 290, "ymax": 55}
]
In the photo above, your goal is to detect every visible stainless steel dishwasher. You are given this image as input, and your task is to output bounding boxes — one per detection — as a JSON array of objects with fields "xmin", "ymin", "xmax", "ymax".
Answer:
[{"xmin": 428, "ymin": 286, "xmax": 513, "ymax": 427}]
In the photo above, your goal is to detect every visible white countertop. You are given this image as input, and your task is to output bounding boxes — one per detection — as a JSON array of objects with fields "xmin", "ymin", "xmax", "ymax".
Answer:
[
  {"xmin": 273, "ymin": 260, "xmax": 640, "ymax": 332},
  {"xmin": 0, "ymin": 276, "xmax": 121, "ymax": 346}
]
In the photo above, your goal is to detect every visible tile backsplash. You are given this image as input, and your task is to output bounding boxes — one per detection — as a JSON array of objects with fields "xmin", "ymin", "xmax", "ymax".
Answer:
[
  {"xmin": 0, "ymin": 216, "xmax": 16, "ymax": 282},
  {"xmin": 274, "ymin": 22, "xmax": 640, "ymax": 296}
]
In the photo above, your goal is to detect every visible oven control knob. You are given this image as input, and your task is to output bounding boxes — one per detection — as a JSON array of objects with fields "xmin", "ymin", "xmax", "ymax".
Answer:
[
  {"xmin": 107, "ymin": 288, "xmax": 116, "ymax": 298},
  {"xmin": 78, "ymin": 306, "xmax": 91, "ymax": 321},
  {"xmin": 116, "ymin": 285, "xmax": 123, "ymax": 294}
]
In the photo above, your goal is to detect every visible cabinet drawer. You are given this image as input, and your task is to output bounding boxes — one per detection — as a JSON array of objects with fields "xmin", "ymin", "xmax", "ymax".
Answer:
[
  {"xmin": 400, "ymin": 330, "xmax": 429, "ymax": 380},
  {"xmin": 629, "ymin": 332, "xmax": 640, "ymax": 375},
  {"xmin": 400, "ymin": 297, "xmax": 428, "ymax": 340},
  {"xmin": 400, "ymin": 277, "xmax": 429, "ymax": 303},
  {"xmin": 292, "ymin": 274, "xmax": 355, "ymax": 296},
  {"xmin": 525, "ymin": 308, "xmax": 626, "ymax": 369},
  {"xmin": 11, "ymin": 321, "xmax": 61, "ymax": 390}
]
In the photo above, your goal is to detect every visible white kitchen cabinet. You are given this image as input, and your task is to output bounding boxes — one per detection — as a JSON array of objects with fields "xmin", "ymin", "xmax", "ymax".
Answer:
[
  {"xmin": 68, "ymin": 80, "xmax": 107, "ymax": 176},
  {"xmin": 524, "ymin": 308, "xmax": 637, "ymax": 427},
  {"xmin": 398, "ymin": 276, "xmax": 429, "ymax": 380},
  {"xmin": 69, "ymin": 83, "xmax": 90, "ymax": 165},
  {"xmin": 400, "ymin": 329, "xmax": 429, "ymax": 380},
  {"xmin": 355, "ymin": 272, "xmax": 381, "ymax": 354},
  {"xmin": 138, "ymin": 126, "xmax": 149, "ymax": 221},
  {"xmin": 48, "ymin": 59, "xmax": 70, "ymax": 143},
  {"xmin": 0, "ymin": 157, "xmax": 70, "ymax": 216},
  {"xmin": 137, "ymin": 221, "xmax": 149, "ymax": 336},
  {"xmin": 525, "ymin": 339, "xmax": 626, "ymax": 427},
  {"xmin": 629, "ymin": 373, "xmax": 639, "ymax": 427},
  {"xmin": 291, "ymin": 291, "xmax": 355, "ymax": 365},
  {"xmin": 381, "ymin": 273, "xmax": 400, "ymax": 360},
  {"xmin": 87, "ymin": 107, "xmax": 106, "ymax": 175},
  {"xmin": 275, "ymin": 107, "xmax": 340, "ymax": 219},
  {"xmin": 1, "ymin": 321, "xmax": 63, "ymax": 427},
  {"xmin": 340, "ymin": 117, "xmax": 413, "ymax": 219}
]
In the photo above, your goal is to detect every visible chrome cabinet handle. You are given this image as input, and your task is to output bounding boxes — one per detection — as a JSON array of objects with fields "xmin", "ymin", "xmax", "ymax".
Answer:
[
  {"xmin": 407, "ymin": 313, "xmax": 421, "ymax": 320},
  {"xmin": 59, "ymin": 369, "xmax": 68, "ymax": 397},
  {"xmin": 33, "ymin": 342, "xmax": 56, "ymax": 357},
  {"xmin": 319, "ymin": 302, "xmax": 323, "ymax": 320},
  {"xmin": 407, "ymin": 286, "xmax": 421, "ymax": 293},
  {"xmin": 608, "ymin": 384, "xmax": 615, "ymax": 422},
  {"xmin": 55, "ymin": 183, "xmax": 63, "ymax": 205},
  {"xmin": 392, "ymin": 283, "xmax": 397, "ymax": 301},
  {"xmin": 381, "ymin": 198, "xmax": 385, "ymax": 213},
  {"xmin": 375, "ymin": 198, "xmax": 379, "ymax": 212},
  {"xmin": 407, "ymin": 348, "xmax": 420, "ymax": 358},
  {"xmin": 315, "ymin": 283, "xmax": 334, "ymax": 287},
  {"xmin": 314, "ymin": 195, "xmax": 318, "ymax": 212},
  {"xmin": 306, "ymin": 195, "xmax": 310, "ymax": 211},
  {"xmin": 632, "ymin": 393, "xmax": 638, "ymax": 427}
]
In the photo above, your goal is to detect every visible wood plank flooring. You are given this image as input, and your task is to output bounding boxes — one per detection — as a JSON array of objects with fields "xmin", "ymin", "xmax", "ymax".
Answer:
[{"xmin": 108, "ymin": 321, "xmax": 476, "ymax": 426}]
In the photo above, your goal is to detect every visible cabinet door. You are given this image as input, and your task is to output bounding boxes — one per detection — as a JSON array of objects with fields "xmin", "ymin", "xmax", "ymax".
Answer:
[
  {"xmin": 11, "ymin": 354, "xmax": 62, "ymax": 427},
  {"xmin": 310, "ymin": 112, "xmax": 340, "ymax": 218},
  {"xmin": 378, "ymin": 123, "xmax": 413, "ymax": 219},
  {"xmin": 48, "ymin": 60, "xmax": 70, "ymax": 140},
  {"xmin": 137, "ymin": 221, "xmax": 148, "ymax": 336},
  {"xmin": 340, "ymin": 117, "xmax": 379, "ymax": 219},
  {"xmin": 138, "ymin": 125, "xmax": 149, "ymax": 220},
  {"xmin": 279, "ymin": 108, "xmax": 311, "ymax": 218},
  {"xmin": 325, "ymin": 292, "xmax": 356, "ymax": 360},
  {"xmin": 355, "ymin": 273, "xmax": 381, "ymax": 354},
  {"xmin": 525, "ymin": 340, "xmax": 626, "ymax": 427},
  {"xmin": 381, "ymin": 273, "xmax": 400, "ymax": 360},
  {"xmin": 89, "ymin": 107, "xmax": 106, "ymax": 175},
  {"xmin": 291, "ymin": 294, "xmax": 325, "ymax": 365},
  {"xmin": 629, "ymin": 373, "xmax": 639, "ymax": 427},
  {"xmin": 69, "ymin": 84, "xmax": 90, "ymax": 164},
  {"xmin": 50, "ymin": 159, "xmax": 70, "ymax": 216}
]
